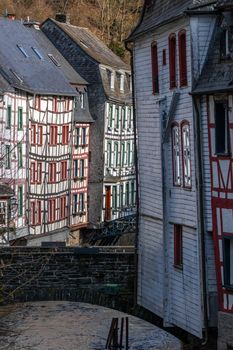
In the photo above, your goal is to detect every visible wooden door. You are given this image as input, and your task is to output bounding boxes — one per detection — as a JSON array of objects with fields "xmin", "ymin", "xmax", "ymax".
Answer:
[{"xmin": 105, "ymin": 186, "xmax": 111, "ymax": 221}]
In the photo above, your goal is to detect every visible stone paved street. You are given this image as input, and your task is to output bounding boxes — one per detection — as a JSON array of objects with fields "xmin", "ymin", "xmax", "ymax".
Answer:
[{"xmin": 0, "ymin": 301, "xmax": 181, "ymax": 350}]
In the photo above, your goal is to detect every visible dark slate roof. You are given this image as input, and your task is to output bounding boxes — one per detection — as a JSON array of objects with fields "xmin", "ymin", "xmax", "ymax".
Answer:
[
  {"xmin": 216, "ymin": 0, "xmax": 233, "ymax": 8},
  {"xmin": 49, "ymin": 19, "xmax": 130, "ymax": 70},
  {"xmin": 26, "ymin": 24, "xmax": 87, "ymax": 86},
  {"xmin": 127, "ymin": 0, "xmax": 216, "ymax": 40},
  {"xmin": 100, "ymin": 68, "xmax": 132, "ymax": 104},
  {"xmin": 0, "ymin": 184, "xmax": 14, "ymax": 196},
  {"xmin": 0, "ymin": 18, "xmax": 77, "ymax": 96},
  {"xmin": 0, "ymin": 75, "xmax": 14, "ymax": 94},
  {"xmin": 74, "ymin": 91, "xmax": 94, "ymax": 123},
  {"xmin": 193, "ymin": 23, "xmax": 233, "ymax": 94}
]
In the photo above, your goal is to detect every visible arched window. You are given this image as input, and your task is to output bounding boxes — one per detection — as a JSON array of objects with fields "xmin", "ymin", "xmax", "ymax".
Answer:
[
  {"xmin": 169, "ymin": 34, "xmax": 177, "ymax": 89},
  {"xmin": 181, "ymin": 122, "xmax": 191, "ymax": 188},
  {"xmin": 171, "ymin": 124, "xmax": 181, "ymax": 186},
  {"xmin": 178, "ymin": 30, "xmax": 187, "ymax": 87},
  {"xmin": 151, "ymin": 42, "xmax": 159, "ymax": 94}
]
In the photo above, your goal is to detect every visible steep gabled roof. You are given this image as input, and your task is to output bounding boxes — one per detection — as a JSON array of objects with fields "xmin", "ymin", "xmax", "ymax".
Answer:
[
  {"xmin": 44, "ymin": 19, "xmax": 130, "ymax": 71},
  {"xmin": 0, "ymin": 18, "xmax": 77, "ymax": 96},
  {"xmin": 27, "ymin": 24, "xmax": 87, "ymax": 86},
  {"xmin": 193, "ymin": 21, "xmax": 233, "ymax": 94},
  {"xmin": 127, "ymin": 0, "xmax": 216, "ymax": 41}
]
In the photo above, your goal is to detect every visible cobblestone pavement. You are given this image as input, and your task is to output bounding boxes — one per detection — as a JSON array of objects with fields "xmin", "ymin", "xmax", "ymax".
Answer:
[{"xmin": 0, "ymin": 301, "xmax": 181, "ymax": 350}]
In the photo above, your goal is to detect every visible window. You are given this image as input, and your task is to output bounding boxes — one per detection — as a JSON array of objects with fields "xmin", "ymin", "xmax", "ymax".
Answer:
[
  {"xmin": 114, "ymin": 142, "xmax": 119, "ymax": 167},
  {"xmin": 81, "ymin": 128, "xmax": 86, "ymax": 145},
  {"xmin": 131, "ymin": 181, "xmax": 135, "ymax": 205},
  {"xmin": 62, "ymin": 125, "xmax": 69, "ymax": 145},
  {"xmin": 18, "ymin": 143, "xmax": 23, "ymax": 168},
  {"xmin": 115, "ymin": 107, "xmax": 120, "ymax": 129},
  {"xmin": 0, "ymin": 202, "xmax": 6, "ymax": 225},
  {"xmin": 120, "ymin": 184, "xmax": 124, "ymax": 208},
  {"xmin": 17, "ymin": 45, "xmax": 28, "ymax": 58},
  {"xmin": 79, "ymin": 159, "xmax": 85, "ymax": 178},
  {"xmin": 50, "ymin": 125, "xmax": 58, "ymax": 145},
  {"xmin": 120, "ymin": 74, "xmax": 124, "ymax": 92},
  {"xmin": 37, "ymin": 162, "xmax": 42, "ymax": 183},
  {"xmin": 181, "ymin": 123, "xmax": 191, "ymax": 188},
  {"xmin": 112, "ymin": 186, "xmax": 117, "ymax": 210},
  {"xmin": 48, "ymin": 199, "xmax": 56, "ymax": 222},
  {"xmin": 31, "ymin": 201, "xmax": 36, "ymax": 226},
  {"xmin": 126, "ymin": 182, "xmax": 130, "ymax": 206},
  {"xmin": 162, "ymin": 49, "xmax": 166, "ymax": 65},
  {"xmin": 110, "ymin": 72, "xmax": 115, "ymax": 90},
  {"xmin": 5, "ymin": 145, "xmax": 10, "ymax": 169},
  {"xmin": 121, "ymin": 142, "xmax": 125, "ymax": 166},
  {"xmin": 31, "ymin": 162, "xmax": 42, "ymax": 183},
  {"xmin": 122, "ymin": 107, "xmax": 126, "ymax": 129},
  {"xmin": 38, "ymin": 125, "xmax": 43, "ymax": 146},
  {"xmin": 61, "ymin": 160, "xmax": 68, "ymax": 181},
  {"xmin": 107, "ymin": 142, "xmax": 112, "ymax": 167},
  {"xmin": 174, "ymin": 224, "xmax": 183, "ymax": 267},
  {"xmin": 127, "ymin": 142, "xmax": 131, "ymax": 166},
  {"xmin": 31, "ymin": 201, "xmax": 41, "ymax": 226},
  {"xmin": 48, "ymin": 162, "xmax": 56, "ymax": 183},
  {"xmin": 178, "ymin": 30, "xmax": 188, "ymax": 87},
  {"xmin": 128, "ymin": 107, "xmax": 132, "ymax": 130},
  {"xmin": 151, "ymin": 42, "xmax": 159, "ymax": 94},
  {"xmin": 18, "ymin": 107, "xmax": 23, "ymax": 130},
  {"xmin": 31, "ymin": 124, "xmax": 36, "ymax": 145},
  {"xmin": 60, "ymin": 196, "xmax": 66, "ymax": 220},
  {"xmin": 108, "ymin": 105, "xmax": 113, "ymax": 128},
  {"xmin": 48, "ymin": 53, "xmax": 60, "ymax": 67},
  {"xmin": 78, "ymin": 193, "xmax": 85, "ymax": 212},
  {"xmin": 73, "ymin": 194, "xmax": 78, "ymax": 214},
  {"xmin": 171, "ymin": 125, "xmax": 181, "ymax": 186},
  {"xmin": 80, "ymin": 93, "xmax": 84, "ymax": 109},
  {"xmin": 223, "ymin": 237, "xmax": 233, "ymax": 287},
  {"xmin": 74, "ymin": 160, "xmax": 78, "ymax": 178},
  {"xmin": 6, "ymin": 105, "xmax": 11, "ymax": 129},
  {"xmin": 220, "ymin": 28, "xmax": 233, "ymax": 59},
  {"xmin": 31, "ymin": 162, "xmax": 36, "ymax": 183},
  {"xmin": 32, "ymin": 47, "xmax": 43, "ymax": 60},
  {"xmin": 18, "ymin": 186, "xmax": 23, "ymax": 217},
  {"xmin": 76, "ymin": 127, "xmax": 87, "ymax": 146},
  {"xmin": 215, "ymin": 101, "xmax": 229, "ymax": 155},
  {"xmin": 169, "ymin": 34, "xmax": 177, "ymax": 89}
]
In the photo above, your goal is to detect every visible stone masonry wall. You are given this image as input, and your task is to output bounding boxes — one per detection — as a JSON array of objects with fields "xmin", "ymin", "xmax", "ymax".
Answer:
[
  {"xmin": 0, "ymin": 247, "xmax": 135, "ymax": 313},
  {"xmin": 218, "ymin": 312, "xmax": 233, "ymax": 350}
]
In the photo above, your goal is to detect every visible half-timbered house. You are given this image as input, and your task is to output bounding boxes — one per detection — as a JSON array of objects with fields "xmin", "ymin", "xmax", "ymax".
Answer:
[
  {"xmin": 126, "ymin": 0, "xmax": 219, "ymax": 341},
  {"xmin": 41, "ymin": 17, "xmax": 136, "ymax": 227},
  {"xmin": 192, "ymin": 1, "xmax": 233, "ymax": 347},
  {"xmin": 0, "ymin": 17, "xmax": 92, "ymax": 245}
]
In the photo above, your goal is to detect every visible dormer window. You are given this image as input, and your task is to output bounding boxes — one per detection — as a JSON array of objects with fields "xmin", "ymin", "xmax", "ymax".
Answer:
[
  {"xmin": 110, "ymin": 72, "xmax": 115, "ymax": 90},
  {"xmin": 120, "ymin": 74, "xmax": 124, "ymax": 92},
  {"xmin": 220, "ymin": 28, "xmax": 233, "ymax": 59},
  {"xmin": 80, "ymin": 93, "xmax": 84, "ymax": 109},
  {"xmin": 126, "ymin": 73, "xmax": 132, "ymax": 92}
]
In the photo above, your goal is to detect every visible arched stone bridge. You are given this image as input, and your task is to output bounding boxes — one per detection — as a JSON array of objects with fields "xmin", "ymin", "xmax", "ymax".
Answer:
[{"xmin": 0, "ymin": 246, "xmax": 135, "ymax": 314}]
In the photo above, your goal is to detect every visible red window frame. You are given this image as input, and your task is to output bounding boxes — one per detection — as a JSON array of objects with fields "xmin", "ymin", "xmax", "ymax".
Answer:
[
  {"xmin": 31, "ymin": 200, "xmax": 41, "ymax": 226},
  {"xmin": 62, "ymin": 125, "xmax": 69, "ymax": 145},
  {"xmin": 48, "ymin": 199, "xmax": 56, "ymax": 223},
  {"xmin": 171, "ymin": 123, "xmax": 181, "ymax": 186},
  {"xmin": 169, "ymin": 33, "xmax": 177, "ymax": 89},
  {"xmin": 31, "ymin": 124, "xmax": 36, "ymax": 145},
  {"xmin": 178, "ymin": 30, "xmax": 188, "ymax": 87},
  {"xmin": 48, "ymin": 162, "xmax": 56, "ymax": 183},
  {"xmin": 50, "ymin": 125, "xmax": 58, "ymax": 146},
  {"xmin": 181, "ymin": 121, "xmax": 192, "ymax": 189},
  {"xmin": 37, "ymin": 200, "xmax": 41, "ymax": 225},
  {"xmin": 60, "ymin": 196, "xmax": 66, "ymax": 220},
  {"xmin": 37, "ymin": 162, "xmax": 42, "ymax": 184},
  {"xmin": 30, "ymin": 162, "xmax": 36, "ymax": 184},
  {"xmin": 61, "ymin": 160, "xmax": 68, "ymax": 180},
  {"xmin": 174, "ymin": 224, "xmax": 183, "ymax": 267},
  {"xmin": 151, "ymin": 42, "xmax": 159, "ymax": 94},
  {"xmin": 38, "ymin": 125, "xmax": 43, "ymax": 146},
  {"xmin": 31, "ymin": 201, "xmax": 36, "ymax": 225}
]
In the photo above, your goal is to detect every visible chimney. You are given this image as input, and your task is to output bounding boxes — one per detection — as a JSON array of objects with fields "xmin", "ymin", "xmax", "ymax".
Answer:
[{"xmin": 55, "ymin": 13, "xmax": 70, "ymax": 24}]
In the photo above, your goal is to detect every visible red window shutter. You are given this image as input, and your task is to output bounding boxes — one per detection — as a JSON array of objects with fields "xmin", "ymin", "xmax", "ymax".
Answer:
[
  {"xmin": 31, "ymin": 124, "xmax": 36, "ymax": 145},
  {"xmin": 37, "ymin": 162, "xmax": 42, "ymax": 183},
  {"xmin": 31, "ymin": 201, "xmax": 36, "ymax": 225},
  {"xmin": 179, "ymin": 31, "xmax": 187, "ymax": 87},
  {"xmin": 62, "ymin": 125, "xmax": 69, "ymax": 144},
  {"xmin": 31, "ymin": 162, "xmax": 36, "ymax": 183},
  {"xmin": 169, "ymin": 35, "xmax": 177, "ymax": 89},
  {"xmin": 151, "ymin": 43, "xmax": 159, "ymax": 94},
  {"xmin": 174, "ymin": 224, "xmax": 183, "ymax": 267}
]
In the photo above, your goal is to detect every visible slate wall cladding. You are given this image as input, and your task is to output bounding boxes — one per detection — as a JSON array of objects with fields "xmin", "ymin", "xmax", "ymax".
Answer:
[
  {"xmin": 0, "ymin": 247, "xmax": 135, "ymax": 312},
  {"xmin": 218, "ymin": 312, "xmax": 233, "ymax": 350}
]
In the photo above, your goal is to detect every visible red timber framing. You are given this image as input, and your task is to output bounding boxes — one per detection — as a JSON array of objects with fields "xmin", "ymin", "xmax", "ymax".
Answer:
[{"xmin": 207, "ymin": 95, "xmax": 233, "ymax": 313}]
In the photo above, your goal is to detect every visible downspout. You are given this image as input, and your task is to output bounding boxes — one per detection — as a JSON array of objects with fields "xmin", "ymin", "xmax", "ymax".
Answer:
[
  {"xmin": 193, "ymin": 95, "xmax": 208, "ymax": 347},
  {"xmin": 125, "ymin": 41, "xmax": 139, "ymax": 308}
]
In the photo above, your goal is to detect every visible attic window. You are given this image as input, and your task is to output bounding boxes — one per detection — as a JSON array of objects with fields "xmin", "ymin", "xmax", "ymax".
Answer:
[
  {"xmin": 32, "ymin": 47, "xmax": 43, "ymax": 60},
  {"xmin": 120, "ymin": 74, "xmax": 124, "ymax": 92},
  {"xmin": 220, "ymin": 28, "xmax": 233, "ymax": 59},
  {"xmin": 48, "ymin": 54, "xmax": 61, "ymax": 67},
  {"xmin": 17, "ymin": 45, "xmax": 28, "ymax": 58},
  {"xmin": 80, "ymin": 40, "xmax": 88, "ymax": 48},
  {"xmin": 10, "ymin": 69, "xmax": 23, "ymax": 84},
  {"xmin": 110, "ymin": 72, "xmax": 115, "ymax": 90}
]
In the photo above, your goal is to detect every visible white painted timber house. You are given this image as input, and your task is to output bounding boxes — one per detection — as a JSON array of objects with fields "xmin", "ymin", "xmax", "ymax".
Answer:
[
  {"xmin": 126, "ymin": 0, "xmax": 220, "ymax": 342},
  {"xmin": 41, "ymin": 17, "xmax": 136, "ymax": 227},
  {"xmin": 0, "ymin": 18, "xmax": 92, "ymax": 245}
]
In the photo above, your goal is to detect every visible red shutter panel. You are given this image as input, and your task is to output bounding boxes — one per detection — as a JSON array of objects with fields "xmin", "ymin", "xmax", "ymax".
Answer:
[
  {"xmin": 179, "ymin": 31, "xmax": 187, "ymax": 87},
  {"xmin": 174, "ymin": 224, "xmax": 183, "ymax": 267},
  {"xmin": 37, "ymin": 201, "xmax": 41, "ymax": 225},
  {"xmin": 151, "ymin": 43, "xmax": 159, "ymax": 94},
  {"xmin": 169, "ymin": 35, "xmax": 177, "ymax": 89}
]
